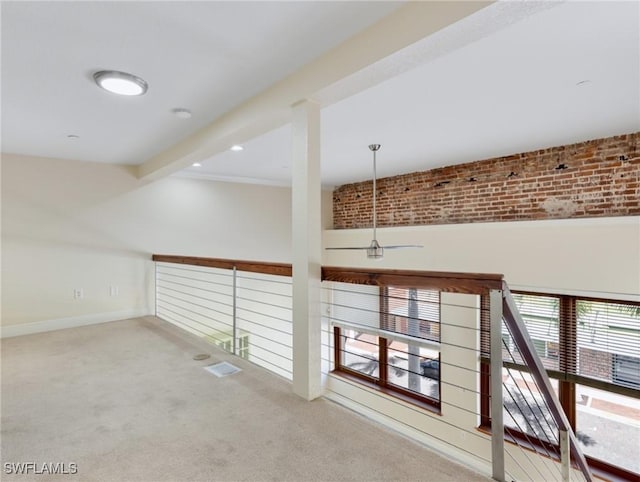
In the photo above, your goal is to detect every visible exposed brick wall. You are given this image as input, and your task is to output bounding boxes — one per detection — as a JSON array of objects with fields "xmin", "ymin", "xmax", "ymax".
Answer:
[
  {"xmin": 579, "ymin": 347, "xmax": 613, "ymax": 382},
  {"xmin": 333, "ymin": 132, "xmax": 639, "ymax": 229}
]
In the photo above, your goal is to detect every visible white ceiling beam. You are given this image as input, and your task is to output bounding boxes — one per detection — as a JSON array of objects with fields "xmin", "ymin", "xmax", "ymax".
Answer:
[{"xmin": 137, "ymin": 1, "xmax": 493, "ymax": 181}]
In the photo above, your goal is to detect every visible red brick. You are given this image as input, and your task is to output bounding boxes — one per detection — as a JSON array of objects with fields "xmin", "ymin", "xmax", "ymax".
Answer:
[{"xmin": 333, "ymin": 132, "xmax": 640, "ymax": 228}]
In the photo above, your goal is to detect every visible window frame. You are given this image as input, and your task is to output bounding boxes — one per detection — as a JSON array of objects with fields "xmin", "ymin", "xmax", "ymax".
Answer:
[
  {"xmin": 332, "ymin": 286, "xmax": 442, "ymax": 413},
  {"xmin": 479, "ymin": 291, "xmax": 640, "ymax": 480}
]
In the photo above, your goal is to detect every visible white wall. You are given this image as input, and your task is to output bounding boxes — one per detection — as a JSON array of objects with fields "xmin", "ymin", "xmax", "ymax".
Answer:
[
  {"xmin": 1, "ymin": 153, "xmax": 294, "ymax": 331},
  {"xmin": 323, "ymin": 217, "xmax": 640, "ymax": 301}
]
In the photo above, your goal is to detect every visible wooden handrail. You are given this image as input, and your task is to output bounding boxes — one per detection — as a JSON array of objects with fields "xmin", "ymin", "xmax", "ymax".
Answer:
[
  {"xmin": 152, "ymin": 254, "xmax": 292, "ymax": 277},
  {"xmin": 152, "ymin": 255, "xmax": 503, "ymax": 293},
  {"xmin": 322, "ymin": 266, "xmax": 503, "ymax": 294}
]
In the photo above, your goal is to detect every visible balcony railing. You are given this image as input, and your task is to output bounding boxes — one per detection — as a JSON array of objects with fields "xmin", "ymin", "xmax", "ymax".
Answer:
[
  {"xmin": 153, "ymin": 254, "xmax": 293, "ymax": 379},
  {"xmin": 153, "ymin": 254, "xmax": 602, "ymax": 482}
]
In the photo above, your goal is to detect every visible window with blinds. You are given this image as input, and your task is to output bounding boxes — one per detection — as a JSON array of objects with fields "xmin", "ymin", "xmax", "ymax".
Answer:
[
  {"xmin": 491, "ymin": 293, "xmax": 640, "ymax": 393},
  {"xmin": 329, "ymin": 282, "xmax": 442, "ymax": 408},
  {"xmin": 384, "ymin": 287, "xmax": 440, "ymax": 342},
  {"xmin": 480, "ymin": 291, "xmax": 640, "ymax": 477},
  {"xmin": 510, "ymin": 293, "xmax": 560, "ymax": 372},
  {"xmin": 576, "ymin": 300, "xmax": 640, "ymax": 390}
]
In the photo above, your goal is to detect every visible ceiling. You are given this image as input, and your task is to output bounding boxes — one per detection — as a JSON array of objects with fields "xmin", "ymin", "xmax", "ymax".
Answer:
[
  {"xmin": 2, "ymin": 1, "xmax": 639, "ymax": 189},
  {"xmin": 1, "ymin": 1, "xmax": 401, "ymax": 164}
]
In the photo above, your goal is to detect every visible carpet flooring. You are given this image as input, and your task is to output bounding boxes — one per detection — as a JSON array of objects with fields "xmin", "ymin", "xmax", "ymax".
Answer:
[{"xmin": 1, "ymin": 316, "xmax": 490, "ymax": 481}]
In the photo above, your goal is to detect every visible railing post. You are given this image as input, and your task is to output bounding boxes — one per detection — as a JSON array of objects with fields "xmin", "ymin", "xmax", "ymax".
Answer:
[
  {"xmin": 560, "ymin": 429, "xmax": 570, "ymax": 481},
  {"xmin": 502, "ymin": 285, "xmax": 592, "ymax": 481},
  {"xmin": 232, "ymin": 266, "xmax": 237, "ymax": 356},
  {"xmin": 154, "ymin": 262, "xmax": 158, "ymax": 317},
  {"xmin": 490, "ymin": 289, "xmax": 505, "ymax": 482}
]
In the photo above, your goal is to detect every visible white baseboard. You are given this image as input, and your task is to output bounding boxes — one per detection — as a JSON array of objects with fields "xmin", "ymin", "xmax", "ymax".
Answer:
[{"xmin": 0, "ymin": 309, "xmax": 152, "ymax": 338}]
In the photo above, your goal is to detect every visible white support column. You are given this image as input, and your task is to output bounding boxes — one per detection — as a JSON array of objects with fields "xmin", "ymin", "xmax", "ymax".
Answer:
[{"xmin": 291, "ymin": 99, "xmax": 322, "ymax": 400}]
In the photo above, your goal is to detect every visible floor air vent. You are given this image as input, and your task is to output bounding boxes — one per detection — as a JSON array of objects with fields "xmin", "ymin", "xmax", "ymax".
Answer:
[{"xmin": 204, "ymin": 361, "xmax": 242, "ymax": 378}]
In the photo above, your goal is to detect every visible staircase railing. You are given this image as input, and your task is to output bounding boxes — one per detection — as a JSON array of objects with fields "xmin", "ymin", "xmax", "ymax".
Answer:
[{"xmin": 498, "ymin": 284, "xmax": 592, "ymax": 481}]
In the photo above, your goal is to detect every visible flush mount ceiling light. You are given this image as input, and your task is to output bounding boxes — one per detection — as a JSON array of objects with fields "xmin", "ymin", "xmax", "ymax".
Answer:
[
  {"xmin": 326, "ymin": 144, "xmax": 423, "ymax": 259},
  {"xmin": 93, "ymin": 70, "xmax": 148, "ymax": 96},
  {"xmin": 230, "ymin": 145, "xmax": 244, "ymax": 152},
  {"xmin": 192, "ymin": 162, "xmax": 202, "ymax": 167}
]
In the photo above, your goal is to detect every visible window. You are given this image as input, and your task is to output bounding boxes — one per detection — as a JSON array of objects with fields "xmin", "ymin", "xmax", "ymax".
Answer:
[
  {"xmin": 385, "ymin": 287, "xmax": 440, "ymax": 342},
  {"xmin": 576, "ymin": 299, "xmax": 640, "ymax": 389},
  {"xmin": 575, "ymin": 384, "xmax": 640, "ymax": 474},
  {"xmin": 480, "ymin": 293, "xmax": 640, "ymax": 478},
  {"xmin": 333, "ymin": 285, "xmax": 441, "ymax": 410},
  {"xmin": 613, "ymin": 354, "xmax": 640, "ymax": 389},
  {"xmin": 512, "ymin": 293, "xmax": 560, "ymax": 371}
]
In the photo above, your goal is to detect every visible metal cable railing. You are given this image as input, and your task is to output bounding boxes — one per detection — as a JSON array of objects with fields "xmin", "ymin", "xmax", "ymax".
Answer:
[
  {"xmin": 155, "ymin": 261, "xmax": 293, "ymax": 380},
  {"xmin": 502, "ymin": 286, "xmax": 592, "ymax": 481},
  {"xmin": 321, "ymin": 279, "xmax": 594, "ymax": 482},
  {"xmin": 320, "ymin": 280, "xmax": 502, "ymax": 477},
  {"xmin": 154, "ymin": 255, "xmax": 605, "ymax": 482}
]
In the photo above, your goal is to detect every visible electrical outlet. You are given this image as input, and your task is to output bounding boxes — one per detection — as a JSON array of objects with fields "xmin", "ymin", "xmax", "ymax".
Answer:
[
  {"xmin": 110, "ymin": 285, "xmax": 119, "ymax": 297},
  {"xmin": 73, "ymin": 288, "xmax": 84, "ymax": 300}
]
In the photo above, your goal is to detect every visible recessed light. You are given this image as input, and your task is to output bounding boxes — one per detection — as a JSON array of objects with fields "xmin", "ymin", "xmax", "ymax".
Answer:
[
  {"xmin": 93, "ymin": 70, "xmax": 148, "ymax": 96},
  {"xmin": 575, "ymin": 80, "xmax": 591, "ymax": 87},
  {"xmin": 67, "ymin": 134, "xmax": 79, "ymax": 140},
  {"xmin": 230, "ymin": 145, "xmax": 244, "ymax": 152},
  {"xmin": 173, "ymin": 108, "xmax": 192, "ymax": 119},
  {"xmin": 192, "ymin": 162, "xmax": 202, "ymax": 167}
]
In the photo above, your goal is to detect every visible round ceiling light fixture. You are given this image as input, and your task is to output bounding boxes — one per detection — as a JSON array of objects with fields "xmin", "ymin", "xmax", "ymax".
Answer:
[
  {"xmin": 93, "ymin": 70, "xmax": 148, "ymax": 96},
  {"xmin": 230, "ymin": 145, "xmax": 244, "ymax": 152}
]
